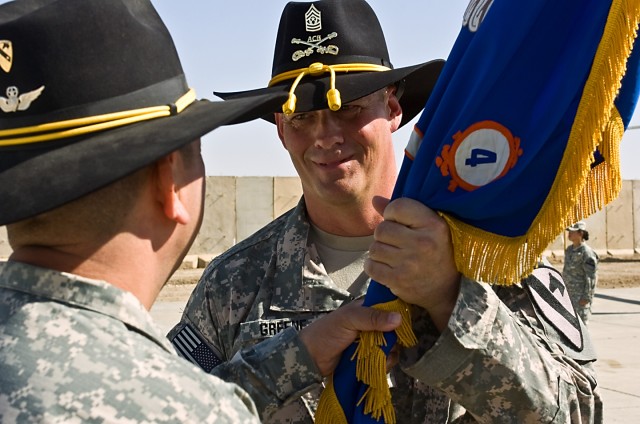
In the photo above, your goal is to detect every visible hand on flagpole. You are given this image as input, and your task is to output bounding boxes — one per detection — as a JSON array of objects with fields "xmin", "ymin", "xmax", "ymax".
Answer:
[
  {"xmin": 365, "ymin": 197, "xmax": 461, "ymax": 332},
  {"xmin": 298, "ymin": 298, "xmax": 402, "ymax": 376}
]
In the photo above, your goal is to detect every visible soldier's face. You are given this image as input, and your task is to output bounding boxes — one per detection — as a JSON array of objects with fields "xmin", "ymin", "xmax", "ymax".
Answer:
[
  {"xmin": 568, "ymin": 230, "xmax": 582, "ymax": 243},
  {"xmin": 275, "ymin": 88, "xmax": 402, "ymax": 209}
]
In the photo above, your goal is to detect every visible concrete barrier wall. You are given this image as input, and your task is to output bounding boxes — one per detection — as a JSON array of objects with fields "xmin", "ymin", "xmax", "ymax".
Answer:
[
  {"xmin": 532, "ymin": 180, "xmax": 638, "ymax": 258},
  {"xmin": 188, "ymin": 176, "xmax": 302, "ymax": 258},
  {"xmin": 1, "ymin": 178, "xmax": 638, "ymax": 259}
]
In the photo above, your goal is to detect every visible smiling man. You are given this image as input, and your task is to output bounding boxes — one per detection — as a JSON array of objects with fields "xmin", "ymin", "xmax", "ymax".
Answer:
[
  {"xmin": 168, "ymin": 2, "xmax": 442, "ymax": 421},
  {"xmin": 168, "ymin": 0, "xmax": 602, "ymax": 423}
]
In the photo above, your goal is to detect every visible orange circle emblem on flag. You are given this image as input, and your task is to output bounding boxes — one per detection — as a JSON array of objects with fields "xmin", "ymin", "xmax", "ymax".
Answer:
[{"xmin": 435, "ymin": 120, "xmax": 523, "ymax": 192}]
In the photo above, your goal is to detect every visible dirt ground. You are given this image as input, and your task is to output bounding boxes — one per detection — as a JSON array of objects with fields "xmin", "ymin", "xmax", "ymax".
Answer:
[
  {"xmin": 163, "ymin": 257, "xmax": 640, "ymax": 301},
  {"xmin": 548, "ymin": 257, "xmax": 640, "ymax": 289}
]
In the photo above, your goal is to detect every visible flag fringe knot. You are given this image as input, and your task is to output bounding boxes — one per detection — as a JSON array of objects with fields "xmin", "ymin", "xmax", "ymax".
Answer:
[{"xmin": 316, "ymin": 299, "xmax": 416, "ymax": 424}]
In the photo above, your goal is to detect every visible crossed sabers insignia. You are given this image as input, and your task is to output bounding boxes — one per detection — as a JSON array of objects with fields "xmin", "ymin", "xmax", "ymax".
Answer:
[{"xmin": 291, "ymin": 32, "xmax": 339, "ymax": 61}]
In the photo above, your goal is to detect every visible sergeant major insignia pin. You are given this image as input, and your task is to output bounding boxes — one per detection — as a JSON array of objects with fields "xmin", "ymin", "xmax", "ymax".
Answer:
[
  {"xmin": 0, "ymin": 40, "xmax": 12, "ymax": 73},
  {"xmin": 305, "ymin": 4, "xmax": 322, "ymax": 32}
]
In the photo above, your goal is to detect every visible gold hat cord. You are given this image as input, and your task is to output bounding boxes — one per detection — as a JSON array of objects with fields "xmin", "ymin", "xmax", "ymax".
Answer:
[
  {"xmin": 268, "ymin": 62, "xmax": 391, "ymax": 115},
  {"xmin": 0, "ymin": 88, "xmax": 197, "ymax": 147}
]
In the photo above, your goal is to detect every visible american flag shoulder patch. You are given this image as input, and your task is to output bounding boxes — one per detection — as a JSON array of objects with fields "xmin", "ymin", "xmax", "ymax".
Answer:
[{"xmin": 171, "ymin": 323, "xmax": 224, "ymax": 372}]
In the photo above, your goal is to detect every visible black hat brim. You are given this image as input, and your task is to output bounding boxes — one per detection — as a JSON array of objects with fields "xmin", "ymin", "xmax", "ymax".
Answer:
[
  {"xmin": 0, "ymin": 93, "xmax": 286, "ymax": 226},
  {"xmin": 215, "ymin": 59, "xmax": 444, "ymax": 128}
]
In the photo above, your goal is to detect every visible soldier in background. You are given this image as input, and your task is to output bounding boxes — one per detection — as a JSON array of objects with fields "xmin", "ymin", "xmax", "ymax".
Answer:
[{"xmin": 564, "ymin": 221, "xmax": 600, "ymax": 323}]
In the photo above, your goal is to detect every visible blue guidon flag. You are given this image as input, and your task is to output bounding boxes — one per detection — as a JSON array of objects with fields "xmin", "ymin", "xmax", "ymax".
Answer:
[{"xmin": 316, "ymin": 0, "xmax": 640, "ymax": 423}]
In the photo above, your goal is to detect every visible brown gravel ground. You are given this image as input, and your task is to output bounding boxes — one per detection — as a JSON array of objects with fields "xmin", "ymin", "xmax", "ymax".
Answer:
[
  {"xmin": 548, "ymin": 256, "xmax": 640, "ymax": 289},
  {"xmin": 161, "ymin": 256, "xmax": 640, "ymax": 302}
]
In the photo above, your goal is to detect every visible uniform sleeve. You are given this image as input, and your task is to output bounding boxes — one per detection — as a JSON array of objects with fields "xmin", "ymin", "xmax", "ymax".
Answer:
[
  {"xmin": 400, "ymin": 277, "xmax": 600, "ymax": 423},
  {"xmin": 582, "ymin": 251, "xmax": 598, "ymax": 298},
  {"xmin": 166, "ymin": 269, "xmax": 230, "ymax": 368},
  {"xmin": 212, "ymin": 327, "xmax": 322, "ymax": 420},
  {"xmin": 167, "ymin": 265, "xmax": 322, "ymax": 421}
]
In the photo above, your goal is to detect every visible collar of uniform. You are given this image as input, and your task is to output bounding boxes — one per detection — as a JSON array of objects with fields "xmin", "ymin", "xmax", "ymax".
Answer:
[
  {"xmin": 270, "ymin": 198, "xmax": 351, "ymax": 312},
  {"xmin": 0, "ymin": 260, "xmax": 173, "ymax": 352}
]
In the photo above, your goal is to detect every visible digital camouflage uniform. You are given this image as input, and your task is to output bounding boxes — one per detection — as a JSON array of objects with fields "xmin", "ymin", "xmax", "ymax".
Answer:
[
  {"xmin": 169, "ymin": 200, "xmax": 603, "ymax": 423},
  {"xmin": 0, "ymin": 261, "xmax": 259, "ymax": 423},
  {"xmin": 563, "ymin": 243, "xmax": 599, "ymax": 323}
]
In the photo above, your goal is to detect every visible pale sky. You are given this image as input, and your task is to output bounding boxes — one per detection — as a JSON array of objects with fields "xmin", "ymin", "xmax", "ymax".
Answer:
[
  {"xmin": 150, "ymin": 0, "xmax": 640, "ymax": 180},
  {"xmin": 4, "ymin": 0, "xmax": 637, "ymax": 179},
  {"xmin": 150, "ymin": 0, "xmax": 470, "ymax": 178}
]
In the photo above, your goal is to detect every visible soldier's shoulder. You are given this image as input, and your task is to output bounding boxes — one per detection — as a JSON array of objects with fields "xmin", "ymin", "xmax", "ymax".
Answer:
[
  {"xmin": 213, "ymin": 210, "xmax": 296, "ymax": 265},
  {"xmin": 196, "ymin": 209, "xmax": 303, "ymax": 295}
]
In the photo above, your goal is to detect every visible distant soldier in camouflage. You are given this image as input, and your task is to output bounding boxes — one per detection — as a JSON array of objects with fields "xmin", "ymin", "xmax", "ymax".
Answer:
[
  {"xmin": 0, "ymin": 0, "xmax": 400, "ymax": 422},
  {"xmin": 564, "ymin": 221, "xmax": 599, "ymax": 323},
  {"xmin": 169, "ymin": 0, "xmax": 602, "ymax": 423}
]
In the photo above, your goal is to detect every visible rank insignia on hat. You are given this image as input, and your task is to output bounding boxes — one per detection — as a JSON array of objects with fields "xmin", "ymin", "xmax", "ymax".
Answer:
[
  {"xmin": 305, "ymin": 4, "xmax": 322, "ymax": 32},
  {"xmin": 0, "ymin": 85, "xmax": 44, "ymax": 113},
  {"xmin": 0, "ymin": 40, "xmax": 12, "ymax": 73},
  {"xmin": 435, "ymin": 120, "xmax": 523, "ymax": 192}
]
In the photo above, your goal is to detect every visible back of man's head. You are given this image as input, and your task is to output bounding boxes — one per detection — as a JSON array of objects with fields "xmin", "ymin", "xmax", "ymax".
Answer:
[{"xmin": 7, "ymin": 166, "xmax": 150, "ymax": 251}]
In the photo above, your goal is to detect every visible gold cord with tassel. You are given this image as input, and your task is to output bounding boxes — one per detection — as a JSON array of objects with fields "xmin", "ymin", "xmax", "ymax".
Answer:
[{"xmin": 315, "ymin": 299, "xmax": 416, "ymax": 424}]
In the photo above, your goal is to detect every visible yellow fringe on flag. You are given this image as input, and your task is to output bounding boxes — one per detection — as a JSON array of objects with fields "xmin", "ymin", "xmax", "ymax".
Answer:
[
  {"xmin": 443, "ymin": 0, "xmax": 640, "ymax": 285},
  {"xmin": 315, "ymin": 299, "xmax": 417, "ymax": 424},
  {"xmin": 357, "ymin": 385, "xmax": 395, "ymax": 423},
  {"xmin": 315, "ymin": 376, "xmax": 350, "ymax": 424},
  {"xmin": 356, "ymin": 299, "xmax": 416, "ymax": 423}
]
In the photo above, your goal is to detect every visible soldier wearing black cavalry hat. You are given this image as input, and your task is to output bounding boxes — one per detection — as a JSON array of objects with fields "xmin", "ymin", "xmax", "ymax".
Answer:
[
  {"xmin": 0, "ymin": 0, "xmax": 402, "ymax": 421},
  {"xmin": 170, "ymin": 0, "xmax": 602, "ymax": 423}
]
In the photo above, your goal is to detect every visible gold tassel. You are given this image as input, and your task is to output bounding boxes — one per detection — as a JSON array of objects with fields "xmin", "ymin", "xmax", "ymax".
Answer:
[
  {"xmin": 357, "ymin": 385, "xmax": 396, "ymax": 423},
  {"xmin": 445, "ymin": 0, "xmax": 640, "ymax": 285},
  {"xmin": 350, "ymin": 299, "xmax": 417, "ymax": 424},
  {"xmin": 316, "ymin": 299, "xmax": 416, "ymax": 423},
  {"xmin": 315, "ymin": 376, "xmax": 349, "ymax": 424}
]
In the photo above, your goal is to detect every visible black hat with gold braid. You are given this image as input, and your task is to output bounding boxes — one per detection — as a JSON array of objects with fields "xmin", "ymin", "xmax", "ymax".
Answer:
[
  {"xmin": 215, "ymin": 0, "xmax": 444, "ymax": 127},
  {"xmin": 0, "ymin": 0, "xmax": 286, "ymax": 226}
]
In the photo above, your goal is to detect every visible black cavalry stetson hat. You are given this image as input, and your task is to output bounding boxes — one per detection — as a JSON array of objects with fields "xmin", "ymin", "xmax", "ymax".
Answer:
[
  {"xmin": 215, "ymin": 0, "xmax": 444, "ymax": 127},
  {"xmin": 0, "ymin": 0, "xmax": 286, "ymax": 226}
]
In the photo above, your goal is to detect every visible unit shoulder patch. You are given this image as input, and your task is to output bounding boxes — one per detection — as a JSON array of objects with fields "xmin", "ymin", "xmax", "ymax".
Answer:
[{"xmin": 524, "ymin": 266, "xmax": 583, "ymax": 351}]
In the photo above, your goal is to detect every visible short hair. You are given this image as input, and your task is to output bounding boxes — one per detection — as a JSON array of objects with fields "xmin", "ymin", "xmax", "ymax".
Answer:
[
  {"xmin": 7, "ymin": 165, "xmax": 151, "ymax": 249},
  {"xmin": 7, "ymin": 142, "xmax": 200, "ymax": 249}
]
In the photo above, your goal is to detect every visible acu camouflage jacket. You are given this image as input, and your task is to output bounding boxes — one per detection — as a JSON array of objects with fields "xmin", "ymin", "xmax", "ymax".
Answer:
[
  {"xmin": 169, "ymin": 199, "xmax": 603, "ymax": 423},
  {"xmin": 0, "ymin": 261, "xmax": 259, "ymax": 423}
]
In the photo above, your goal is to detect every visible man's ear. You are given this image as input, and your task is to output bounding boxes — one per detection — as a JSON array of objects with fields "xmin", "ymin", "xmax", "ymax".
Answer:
[
  {"xmin": 155, "ymin": 152, "xmax": 190, "ymax": 225},
  {"xmin": 386, "ymin": 86, "xmax": 403, "ymax": 133}
]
